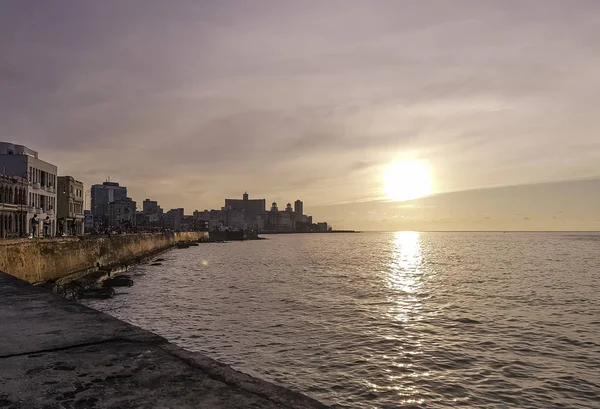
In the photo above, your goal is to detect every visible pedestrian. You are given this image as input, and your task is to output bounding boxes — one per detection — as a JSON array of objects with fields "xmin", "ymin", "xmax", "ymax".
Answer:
[
  {"xmin": 43, "ymin": 216, "xmax": 50, "ymax": 236},
  {"xmin": 30, "ymin": 215, "xmax": 39, "ymax": 237}
]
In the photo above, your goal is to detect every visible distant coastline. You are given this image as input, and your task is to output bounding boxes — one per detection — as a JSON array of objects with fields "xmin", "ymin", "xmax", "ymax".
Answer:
[{"xmin": 260, "ymin": 230, "xmax": 360, "ymax": 234}]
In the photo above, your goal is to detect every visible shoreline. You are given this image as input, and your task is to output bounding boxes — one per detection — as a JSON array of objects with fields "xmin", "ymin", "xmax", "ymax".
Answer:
[
  {"xmin": 259, "ymin": 230, "xmax": 360, "ymax": 234},
  {"xmin": 0, "ymin": 231, "xmax": 208, "ymax": 284},
  {"xmin": 0, "ymin": 272, "xmax": 329, "ymax": 408}
]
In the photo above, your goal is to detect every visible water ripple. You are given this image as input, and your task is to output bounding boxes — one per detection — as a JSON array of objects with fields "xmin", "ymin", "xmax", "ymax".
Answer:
[{"xmin": 84, "ymin": 232, "xmax": 600, "ymax": 409}]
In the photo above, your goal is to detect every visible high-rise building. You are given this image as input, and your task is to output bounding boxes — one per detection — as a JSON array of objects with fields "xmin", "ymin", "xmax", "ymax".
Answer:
[
  {"xmin": 57, "ymin": 176, "xmax": 84, "ymax": 235},
  {"xmin": 0, "ymin": 142, "xmax": 58, "ymax": 236},
  {"xmin": 90, "ymin": 181, "xmax": 127, "ymax": 228},
  {"xmin": 294, "ymin": 199, "xmax": 303, "ymax": 219},
  {"xmin": 225, "ymin": 192, "xmax": 266, "ymax": 216}
]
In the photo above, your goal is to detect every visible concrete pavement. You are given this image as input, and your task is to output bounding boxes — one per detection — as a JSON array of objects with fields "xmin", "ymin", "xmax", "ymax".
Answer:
[{"xmin": 0, "ymin": 272, "xmax": 328, "ymax": 409}]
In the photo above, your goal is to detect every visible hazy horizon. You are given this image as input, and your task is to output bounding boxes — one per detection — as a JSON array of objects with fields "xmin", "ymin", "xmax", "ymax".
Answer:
[{"xmin": 2, "ymin": 0, "xmax": 600, "ymax": 230}]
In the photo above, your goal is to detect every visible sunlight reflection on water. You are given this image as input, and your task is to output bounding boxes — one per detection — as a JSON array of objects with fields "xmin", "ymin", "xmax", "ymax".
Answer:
[
  {"xmin": 84, "ymin": 232, "xmax": 600, "ymax": 409},
  {"xmin": 386, "ymin": 231, "xmax": 423, "ymax": 324}
]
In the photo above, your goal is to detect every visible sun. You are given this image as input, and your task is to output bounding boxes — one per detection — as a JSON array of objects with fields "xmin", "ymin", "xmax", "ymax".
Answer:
[{"xmin": 382, "ymin": 161, "xmax": 433, "ymax": 202}]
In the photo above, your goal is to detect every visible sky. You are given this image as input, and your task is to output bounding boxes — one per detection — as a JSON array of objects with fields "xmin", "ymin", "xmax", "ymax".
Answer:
[{"xmin": 2, "ymin": 0, "xmax": 600, "ymax": 230}]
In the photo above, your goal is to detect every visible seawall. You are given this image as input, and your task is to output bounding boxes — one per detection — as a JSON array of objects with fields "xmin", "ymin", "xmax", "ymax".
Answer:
[
  {"xmin": 0, "ymin": 272, "xmax": 328, "ymax": 408},
  {"xmin": 0, "ymin": 232, "xmax": 207, "ymax": 284}
]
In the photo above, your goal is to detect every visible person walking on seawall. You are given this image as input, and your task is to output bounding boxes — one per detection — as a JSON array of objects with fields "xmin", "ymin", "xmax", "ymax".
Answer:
[
  {"xmin": 43, "ymin": 216, "xmax": 50, "ymax": 237},
  {"xmin": 30, "ymin": 215, "xmax": 39, "ymax": 238}
]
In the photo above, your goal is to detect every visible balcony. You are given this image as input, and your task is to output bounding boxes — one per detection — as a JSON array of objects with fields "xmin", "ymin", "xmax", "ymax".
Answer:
[
  {"xmin": 46, "ymin": 186, "xmax": 56, "ymax": 194},
  {"xmin": 46, "ymin": 209, "xmax": 55, "ymax": 216},
  {"xmin": 35, "ymin": 207, "xmax": 43, "ymax": 214},
  {"xmin": 32, "ymin": 182, "xmax": 41, "ymax": 190},
  {"xmin": 0, "ymin": 203, "xmax": 19, "ymax": 211}
]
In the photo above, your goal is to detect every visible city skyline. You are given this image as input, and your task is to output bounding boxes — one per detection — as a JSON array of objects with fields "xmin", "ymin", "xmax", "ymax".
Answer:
[{"xmin": 2, "ymin": 1, "xmax": 600, "ymax": 230}]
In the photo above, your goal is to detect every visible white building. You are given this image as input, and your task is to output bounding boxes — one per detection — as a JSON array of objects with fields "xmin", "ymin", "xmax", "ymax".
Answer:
[
  {"xmin": 0, "ymin": 142, "xmax": 58, "ymax": 236},
  {"xmin": 0, "ymin": 174, "xmax": 28, "ymax": 238}
]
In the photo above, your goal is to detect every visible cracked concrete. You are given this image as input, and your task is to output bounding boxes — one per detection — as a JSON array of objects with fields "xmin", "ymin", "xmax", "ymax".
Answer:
[{"xmin": 0, "ymin": 273, "xmax": 328, "ymax": 409}]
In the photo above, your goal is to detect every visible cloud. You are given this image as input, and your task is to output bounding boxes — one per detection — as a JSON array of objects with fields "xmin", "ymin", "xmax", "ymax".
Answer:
[{"xmin": 1, "ymin": 0, "xmax": 600, "ymax": 223}]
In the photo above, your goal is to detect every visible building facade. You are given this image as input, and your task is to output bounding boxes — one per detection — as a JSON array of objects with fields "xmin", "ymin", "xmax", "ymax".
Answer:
[
  {"xmin": 138, "ymin": 198, "xmax": 163, "ymax": 229},
  {"xmin": 91, "ymin": 181, "xmax": 127, "ymax": 229},
  {"xmin": 84, "ymin": 210, "xmax": 94, "ymax": 233},
  {"xmin": 225, "ymin": 192, "xmax": 266, "ymax": 216},
  {"xmin": 0, "ymin": 142, "xmax": 57, "ymax": 236},
  {"xmin": 108, "ymin": 197, "xmax": 137, "ymax": 230},
  {"xmin": 142, "ymin": 198, "xmax": 163, "ymax": 215},
  {"xmin": 164, "ymin": 208, "xmax": 184, "ymax": 230},
  {"xmin": 0, "ymin": 175, "xmax": 28, "ymax": 238},
  {"xmin": 265, "ymin": 202, "xmax": 295, "ymax": 232},
  {"xmin": 57, "ymin": 176, "xmax": 84, "ymax": 235},
  {"xmin": 294, "ymin": 199, "xmax": 304, "ymax": 222}
]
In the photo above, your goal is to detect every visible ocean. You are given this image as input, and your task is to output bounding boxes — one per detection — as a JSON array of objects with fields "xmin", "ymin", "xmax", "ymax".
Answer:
[{"xmin": 83, "ymin": 232, "xmax": 600, "ymax": 408}]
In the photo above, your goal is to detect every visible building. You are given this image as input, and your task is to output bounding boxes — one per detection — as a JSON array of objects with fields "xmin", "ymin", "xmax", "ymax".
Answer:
[
  {"xmin": 0, "ymin": 142, "xmax": 58, "ymax": 236},
  {"xmin": 108, "ymin": 197, "xmax": 136, "ymax": 230},
  {"xmin": 137, "ymin": 198, "xmax": 164, "ymax": 229},
  {"xmin": 164, "ymin": 208, "xmax": 184, "ymax": 230},
  {"xmin": 84, "ymin": 210, "xmax": 93, "ymax": 233},
  {"xmin": 0, "ymin": 174, "xmax": 28, "ymax": 238},
  {"xmin": 135, "ymin": 211, "xmax": 146, "ymax": 227},
  {"xmin": 91, "ymin": 181, "xmax": 127, "ymax": 229},
  {"xmin": 143, "ymin": 198, "xmax": 163, "ymax": 215},
  {"xmin": 294, "ymin": 199, "xmax": 304, "ymax": 222},
  {"xmin": 245, "ymin": 213, "xmax": 266, "ymax": 231},
  {"xmin": 265, "ymin": 202, "xmax": 295, "ymax": 232},
  {"xmin": 225, "ymin": 192, "xmax": 266, "ymax": 216},
  {"xmin": 57, "ymin": 176, "xmax": 84, "ymax": 235},
  {"xmin": 317, "ymin": 222, "xmax": 329, "ymax": 232}
]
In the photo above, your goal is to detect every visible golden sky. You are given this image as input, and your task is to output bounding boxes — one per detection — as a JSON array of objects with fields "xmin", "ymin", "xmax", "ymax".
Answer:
[{"xmin": 2, "ymin": 1, "xmax": 600, "ymax": 230}]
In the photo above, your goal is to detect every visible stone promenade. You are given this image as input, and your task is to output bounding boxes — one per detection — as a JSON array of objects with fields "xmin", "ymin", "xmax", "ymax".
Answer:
[{"xmin": 0, "ymin": 272, "xmax": 328, "ymax": 409}]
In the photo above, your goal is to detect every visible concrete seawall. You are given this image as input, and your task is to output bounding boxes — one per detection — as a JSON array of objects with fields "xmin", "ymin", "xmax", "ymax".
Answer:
[
  {"xmin": 0, "ymin": 232, "xmax": 207, "ymax": 284},
  {"xmin": 0, "ymin": 272, "xmax": 328, "ymax": 408}
]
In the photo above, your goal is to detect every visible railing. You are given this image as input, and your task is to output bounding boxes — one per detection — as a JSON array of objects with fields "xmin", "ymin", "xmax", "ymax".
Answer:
[
  {"xmin": 46, "ymin": 186, "xmax": 56, "ymax": 194},
  {"xmin": 35, "ymin": 207, "xmax": 43, "ymax": 214},
  {"xmin": 0, "ymin": 203, "xmax": 19, "ymax": 211},
  {"xmin": 46, "ymin": 209, "xmax": 55, "ymax": 216},
  {"xmin": 32, "ymin": 182, "xmax": 41, "ymax": 189}
]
